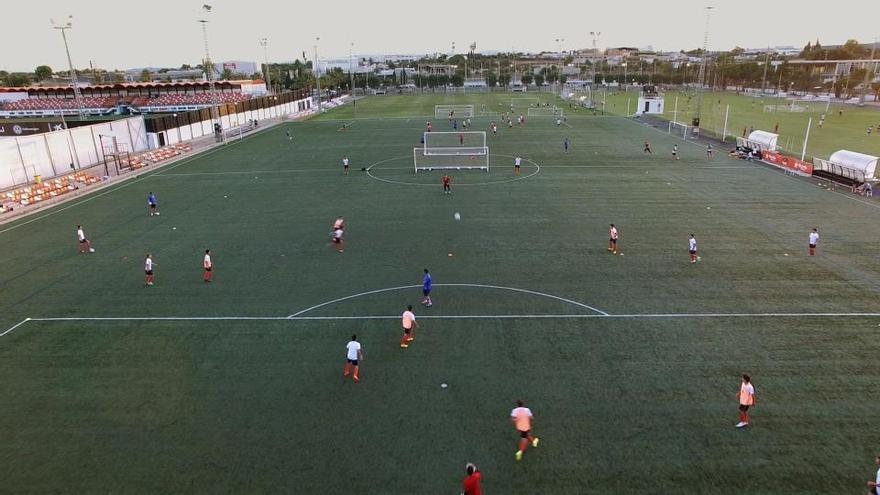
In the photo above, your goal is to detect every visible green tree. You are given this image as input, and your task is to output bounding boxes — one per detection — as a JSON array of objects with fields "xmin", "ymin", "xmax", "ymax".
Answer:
[
  {"xmin": 450, "ymin": 74, "xmax": 464, "ymax": 86},
  {"xmin": 113, "ymin": 71, "xmax": 126, "ymax": 83},
  {"xmin": 220, "ymin": 68, "xmax": 233, "ymax": 80},
  {"xmin": 521, "ymin": 73, "xmax": 533, "ymax": 85},
  {"xmin": 139, "ymin": 69, "xmax": 151, "ymax": 82},
  {"xmin": 485, "ymin": 71, "xmax": 498, "ymax": 87},
  {"xmin": 0, "ymin": 70, "xmax": 8, "ymax": 86},
  {"xmin": 34, "ymin": 65, "xmax": 53, "ymax": 81},
  {"xmin": 8, "ymin": 73, "xmax": 31, "ymax": 86},
  {"xmin": 534, "ymin": 74, "xmax": 545, "ymax": 86}
]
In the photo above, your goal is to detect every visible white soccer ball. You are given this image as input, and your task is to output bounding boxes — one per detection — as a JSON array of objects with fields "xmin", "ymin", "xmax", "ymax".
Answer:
[
  {"xmin": 155, "ymin": 212, "xmax": 160, "ymax": 215},
  {"xmin": 454, "ymin": 212, "xmax": 461, "ymax": 221}
]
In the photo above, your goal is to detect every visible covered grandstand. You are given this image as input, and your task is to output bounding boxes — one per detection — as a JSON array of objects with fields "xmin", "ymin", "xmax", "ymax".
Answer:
[{"xmin": 0, "ymin": 80, "xmax": 268, "ymax": 117}]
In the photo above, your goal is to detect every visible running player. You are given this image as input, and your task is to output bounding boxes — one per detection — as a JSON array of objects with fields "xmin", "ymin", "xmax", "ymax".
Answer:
[
  {"xmin": 608, "ymin": 224, "xmax": 619, "ymax": 254},
  {"xmin": 563, "ymin": 137, "xmax": 570, "ymax": 153},
  {"xmin": 333, "ymin": 216, "xmax": 345, "ymax": 231},
  {"xmin": 459, "ymin": 133, "xmax": 464, "ymax": 145},
  {"xmin": 449, "ymin": 110, "xmax": 454, "ymax": 121},
  {"xmin": 735, "ymin": 374, "xmax": 756, "ymax": 428},
  {"xmin": 461, "ymin": 463, "xmax": 482, "ymax": 495},
  {"xmin": 343, "ymin": 334, "xmax": 363, "ymax": 383},
  {"xmin": 426, "ymin": 121, "xmax": 433, "ymax": 132},
  {"xmin": 342, "ymin": 156, "xmax": 350, "ymax": 175},
  {"xmin": 809, "ymin": 228, "xmax": 819, "ymax": 256},
  {"xmin": 490, "ymin": 121, "xmax": 497, "ymax": 136},
  {"xmin": 706, "ymin": 143, "xmax": 714, "ymax": 159},
  {"xmin": 144, "ymin": 253, "xmax": 155, "ymax": 286},
  {"xmin": 147, "ymin": 192, "xmax": 159, "ymax": 216},
  {"xmin": 643, "ymin": 141, "xmax": 653, "ymax": 154},
  {"xmin": 442, "ymin": 174, "xmax": 451, "ymax": 195},
  {"xmin": 203, "ymin": 249, "xmax": 213, "ymax": 282},
  {"xmin": 286, "ymin": 129, "xmax": 292, "ymax": 141},
  {"xmin": 507, "ymin": 119, "xmax": 513, "ymax": 129},
  {"xmin": 518, "ymin": 114, "xmax": 524, "ymax": 126},
  {"xmin": 866, "ymin": 456, "xmax": 880, "ymax": 495},
  {"xmin": 332, "ymin": 226, "xmax": 344, "ymax": 253},
  {"xmin": 672, "ymin": 144, "xmax": 679, "ymax": 160},
  {"xmin": 510, "ymin": 400, "xmax": 539, "ymax": 461},
  {"xmin": 76, "ymin": 225, "xmax": 95, "ymax": 253},
  {"xmin": 399, "ymin": 305, "xmax": 418, "ymax": 348},
  {"xmin": 421, "ymin": 268, "xmax": 433, "ymax": 307},
  {"xmin": 688, "ymin": 234, "xmax": 698, "ymax": 263},
  {"xmin": 514, "ymin": 156, "xmax": 522, "ymax": 175}
]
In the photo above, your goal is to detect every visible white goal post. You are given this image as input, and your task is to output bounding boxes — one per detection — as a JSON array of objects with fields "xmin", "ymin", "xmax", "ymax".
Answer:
[
  {"xmin": 423, "ymin": 131, "xmax": 487, "ymax": 152},
  {"xmin": 434, "ymin": 104, "xmax": 474, "ymax": 118},
  {"xmin": 763, "ymin": 104, "xmax": 806, "ymax": 113},
  {"xmin": 527, "ymin": 107, "xmax": 564, "ymax": 117},
  {"xmin": 414, "ymin": 147, "xmax": 489, "ymax": 172},
  {"xmin": 510, "ymin": 97, "xmax": 540, "ymax": 106},
  {"xmin": 668, "ymin": 121, "xmax": 692, "ymax": 139}
]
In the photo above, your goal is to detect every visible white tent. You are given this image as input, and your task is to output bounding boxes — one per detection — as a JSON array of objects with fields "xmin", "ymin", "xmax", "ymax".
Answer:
[
  {"xmin": 828, "ymin": 150, "xmax": 879, "ymax": 180},
  {"xmin": 746, "ymin": 130, "xmax": 778, "ymax": 151}
]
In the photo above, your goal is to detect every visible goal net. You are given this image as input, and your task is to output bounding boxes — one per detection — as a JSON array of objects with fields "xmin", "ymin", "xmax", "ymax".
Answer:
[
  {"xmin": 763, "ymin": 103, "xmax": 806, "ymax": 113},
  {"xmin": 414, "ymin": 147, "xmax": 489, "ymax": 172},
  {"xmin": 423, "ymin": 131, "xmax": 486, "ymax": 151},
  {"xmin": 434, "ymin": 104, "xmax": 474, "ymax": 118},
  {"xmin": 668, "ymin": 121, "xmax": 692, "ymax": 139},
  {"xmin": 527, "ymin": 106, "xmax": 564, "ymax": 117},
  {"xmin": 511, "ymin": 97, "xmax": 540, "ymax": 107}
]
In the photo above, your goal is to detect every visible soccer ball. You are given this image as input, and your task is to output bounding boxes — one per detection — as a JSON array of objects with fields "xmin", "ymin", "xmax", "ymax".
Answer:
[
  {"xmin": 155, "ymin": 212, "xmax": 160, "ymax": 216},
  {"xmin": 454, "ymin": 212, "xmax": 461, "ymax": 221}
]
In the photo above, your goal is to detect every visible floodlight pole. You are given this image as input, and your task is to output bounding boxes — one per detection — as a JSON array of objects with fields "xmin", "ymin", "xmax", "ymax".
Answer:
[
  {"xmin": 260, "ymin": 37, "xmax": 271, "ymax": 94},
  {"xmin": 694, "ymin": 6, "xmax": 713, "ymax": 127},
  {"xmin": 801, "ymin": 117, "xmax": 812, "ymax": 161},
  {"xmin": 350, "ymin": 42, "xmax": 357, "ymax": 117},
  {"xmin": 722, "ymin": 104, "xmax": 730, "ymax": 142},
  {"xmin": 314, "ymin": 38, "xmax": 322, "ymax": 113},
  {"xmin": 52, "ymin": 17, "xmax": 86, "ymax": 121},
  {"xmin": 198, "ymin": 7, "xmax": 221, "ymax": 140}
]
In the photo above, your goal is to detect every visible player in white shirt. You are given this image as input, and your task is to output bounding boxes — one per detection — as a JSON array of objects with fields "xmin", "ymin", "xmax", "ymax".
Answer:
[
  {"xmin": 514, "ymin": 156, "xmax": 522, "ymax": 176},
  {"xmin": 332, "ymin": 228, "xmax": 344, "ymax": 253},
  {"xmin": 399, "ymin": 305, "xmax": 418, "ymax": 348},
  {"xmin": 808, "ymin": 228, "xmax": 819, "ymax": 256},
  {"xmin": 866, "ymin": 455, "xmax": 880, "ymax": 495},
  {"xmin": 144, "ymin": 254, "xmax": 155, "ymax": 286},
  {"xmin": 608, "ymin": 224, "xmax": 619, "ymax": 254},
  {"xmin": 342, "ymin": 156, "xmax": 350, "ymax": 175},
  {"xmin": 343, "ymin": 334, "xmax": 363, "ymax": 383},
  {"xmin": 76, "ymin": 225, "xmax": 95, "ymax": 253},
  {"xmin": 688, "ymin": 234, "xmax": 699, "ymax": 263},
  {"xmin": 203, "ymin": 249, "xmax": 213, "ymax": 283},
  {"xmin": 672, "ymin": 144, "xmax": 679, "ymax": 160}
]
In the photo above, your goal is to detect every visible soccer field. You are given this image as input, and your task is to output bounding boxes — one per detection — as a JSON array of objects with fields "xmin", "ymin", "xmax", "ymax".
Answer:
[
  {"xmin": 601, "ymin": 88, "xmax": 880, "ymax": 161},
  {"xmin": 1, "ymin": 93, "xmax": 879, "ymax": 493}
]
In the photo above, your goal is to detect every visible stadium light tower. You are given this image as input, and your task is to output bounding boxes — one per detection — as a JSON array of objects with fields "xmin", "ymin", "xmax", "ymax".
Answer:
[
  {"xmin": 694, "ymin": 6, "xmax": 714, "ymax": 127},
  {"xmin": 590, "ymin": 32, "xmax": 601, "ymax": 84},
  {"xmin": 198, "ymin": 4, "xmax": 221, "ymax": 134},
  {"xmin": 259, "ymin": 37, "xmax": 271, "ymax": 94},
  {"xmin": 314, "ymin": 37, "xmax": 322, "ymax": 113},
  {"xmin": 51, "ymin": 16, "xmax": 86, "ymax": 120},
  {"xmin": 555, "ymin": 38, "xmax": 565, "ymax": 55}
]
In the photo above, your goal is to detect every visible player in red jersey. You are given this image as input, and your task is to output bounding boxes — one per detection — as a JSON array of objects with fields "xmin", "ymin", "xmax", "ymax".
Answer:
[
  {"xmin": 461, "ymin": 463, "xmax": 482, "ymax": 495},
  {"xmin": 442, "ymin": 174, "xmax": 452, "ymax": 195}
]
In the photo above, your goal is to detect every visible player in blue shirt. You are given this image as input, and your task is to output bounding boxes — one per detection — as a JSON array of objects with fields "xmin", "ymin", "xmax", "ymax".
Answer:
[
  {"xmin": 147, "ymin": 192, "xmax": 159, "ymax": 216},
  {"xmin": 421, "ymin": 268, "xmax": 433, "ymax": 307}
]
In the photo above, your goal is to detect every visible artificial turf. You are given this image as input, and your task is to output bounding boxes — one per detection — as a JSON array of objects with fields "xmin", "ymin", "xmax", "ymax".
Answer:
[{"xmin": 1, "ymin": 92, "xmax": 879, "ymax": 493}]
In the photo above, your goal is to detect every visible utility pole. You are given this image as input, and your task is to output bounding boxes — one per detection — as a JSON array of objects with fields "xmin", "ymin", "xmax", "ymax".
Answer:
[
  {"xmin": 760, "ymin": 48, "xmax": 770, "ymax": 94},
  {"xmin": 51, "ymin": 16, "xmax": 86, "ymax": 120},
  {"xmin": 260, "ymin": 37, "xmax": 271, "ymax": 94}
]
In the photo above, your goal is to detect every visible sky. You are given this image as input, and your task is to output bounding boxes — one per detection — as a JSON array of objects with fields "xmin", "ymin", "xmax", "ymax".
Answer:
[{"xmin": 0, "ymin": 0, "xmax": 877, "ymax": 72}]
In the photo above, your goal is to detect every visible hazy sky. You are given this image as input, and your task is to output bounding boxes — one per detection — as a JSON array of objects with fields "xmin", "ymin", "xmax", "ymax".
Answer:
[{"xmin": 1, "ymin": 0, "xmax": 877, "ymax": 72}]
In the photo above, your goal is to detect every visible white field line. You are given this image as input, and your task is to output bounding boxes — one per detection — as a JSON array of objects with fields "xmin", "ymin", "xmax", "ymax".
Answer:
[
  {"xmin": 0, "ymin": 125, "xmax": 279, "ymax": 236},
  {"xmin": 287, "ymin": 283, "xmax": 608, "ymax": 317},
  {"xmin": 6, "ymin": 312, "xmax": 880, "ymax": 337},
  {"xmin": 0, "ymin": 318, "xmax": 31, "ymax": 337}
]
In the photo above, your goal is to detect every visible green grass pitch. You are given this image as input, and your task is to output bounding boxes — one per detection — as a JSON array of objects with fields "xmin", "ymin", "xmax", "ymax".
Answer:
[{"xmin": 1, "ymin": 92, "xmax": 879, "ymax": 493}]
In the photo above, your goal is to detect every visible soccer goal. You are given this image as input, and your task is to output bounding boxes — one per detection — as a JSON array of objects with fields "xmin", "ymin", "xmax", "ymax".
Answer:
[
  {"xmin": 668, "ymin": 121, "xmax": 692, "ymax": 140},
  {"xmin": 435, "ymin": 104, "xmax": 474, "ymax": 118},
  {"xmin": 511, "ymin": 97, "xmax": 540, "ymax": 107},
  {"xmin": 763, "ymin": 103, "xmax": 807, "ymax": 113},
  {"xmin": 414, "ymin": 147, "xmax": 489, "ymax": 172},
  {"xmin": 423, "ymin": 131, "xmax": 487, "ymax": 151},
  {"xmin": 527, "ymin": 106, "xmax": 563, "ymax": 117}
]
